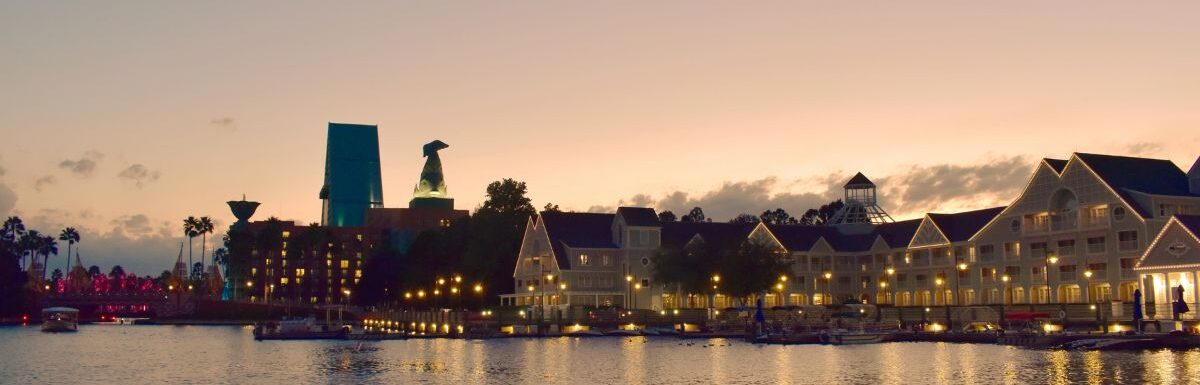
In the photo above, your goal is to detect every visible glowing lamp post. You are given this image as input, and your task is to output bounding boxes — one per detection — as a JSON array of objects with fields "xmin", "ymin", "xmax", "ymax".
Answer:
[{"xmin": 823, "ymin": 271, "xmax": 833, "ymax": 305}]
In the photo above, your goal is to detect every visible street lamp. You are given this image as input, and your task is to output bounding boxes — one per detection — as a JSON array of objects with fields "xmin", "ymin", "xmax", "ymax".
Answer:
[
  {"xmin": 1045, "ymin": 252, "xmax": 1058, "ymax": 304},
  {"xmin": 823, "ymin": 271, "xmax": 833, "ymax": 305},
  {"xmin": 1084, "ymin": 268, "xmax": 1094, "ymax": 304},
  {"xmin": 633, "ymin": 282, "xmax": 642, "ymax": 309}
]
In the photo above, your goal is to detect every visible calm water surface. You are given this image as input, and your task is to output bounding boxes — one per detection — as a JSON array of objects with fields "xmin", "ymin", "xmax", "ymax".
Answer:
[{"xmin": 3, "ymin": 325, "xmax": 1200, "ymax": 384}]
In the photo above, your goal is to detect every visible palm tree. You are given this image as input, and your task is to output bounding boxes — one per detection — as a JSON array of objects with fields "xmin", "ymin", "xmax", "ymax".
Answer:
[
  {"xmin": 38, "ymin": 235, "xmax": 59, "ymax": 281},
  {"xmin": 197, "ymin": 216, "xmax": 215, "ymax": 272},
  {"xmin": 19, "ymin": 230, "xmax": 42, "ymax": 271},
  {"xmin": 183, "ymin": 216, "xmax": 199, "ymax": 284},
  {"xmin": 59, "ymin": 227, "xmax": 80, "ymax": 275},
  {"xmin": 2, "ymin": 216, "xmax": 25, "ymax": 243}
]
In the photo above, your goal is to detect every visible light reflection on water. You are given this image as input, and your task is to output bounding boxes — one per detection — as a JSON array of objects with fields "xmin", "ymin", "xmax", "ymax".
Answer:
[{"xmin": 3, "ymin": 325, "xmax": 1200, "ymax": 384}]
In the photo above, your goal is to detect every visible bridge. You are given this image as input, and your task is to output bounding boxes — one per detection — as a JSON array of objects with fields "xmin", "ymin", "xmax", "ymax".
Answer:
[{"xmin": 40, "ymin": 293, "xmax": 187, "ymax": 319}]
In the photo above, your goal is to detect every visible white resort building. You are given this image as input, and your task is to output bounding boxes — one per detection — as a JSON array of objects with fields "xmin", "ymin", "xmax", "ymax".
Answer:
[{"xmin": 503, "ymin": 153, "xmax": 1200, "ymax": 317}]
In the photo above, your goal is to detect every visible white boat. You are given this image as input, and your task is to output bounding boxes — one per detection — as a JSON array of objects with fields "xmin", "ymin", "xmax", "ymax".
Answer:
[
  {"xmin": 821, "ymin": 330, "xmax": 887, "ymax": 345},
  {"xmin": 41, "ymin": 307, "xmax": 79, "ymax": 332}
]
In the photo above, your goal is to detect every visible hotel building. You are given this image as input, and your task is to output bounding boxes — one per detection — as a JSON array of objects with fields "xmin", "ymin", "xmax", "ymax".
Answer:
[
  {"xmin": 234, "ymin": 126, "xmax": 466, "ymax": 304},
  {"xmin": 505, "ymin": 153, "xmax": 1200, "ymax": 313}
]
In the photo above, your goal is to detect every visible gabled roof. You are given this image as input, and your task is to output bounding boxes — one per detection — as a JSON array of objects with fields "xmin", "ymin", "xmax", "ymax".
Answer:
[
  {"xmin": 875, "ymin": 219, "xmax": 922, "ymax": 248},
  {"xmin": 844, "ymin": 172, "xmax": 875, "ymax": 188},
  {"xmin": 1043, "ymin": 158, "xmax": 1068, "ymax": 174},
  {"xmin": 1075, "ymin": 153, "xmax": 1197, "ymax": 218},
  {"xmin": 617, "ymin": 207, "xmax": 659, "ymax": 227},
  {"xmin": 764, "ymin": 224, "xmax": 832, "ymax": 252},
  {"xmin": 539, "ymin": 211, "xmax": 619, "ymax": 269},
  {"xmin": 661, "ymin": 221, "xmax": 755, "ymax": 251},
  {"xmin": 823, "ymin": 231, "xmax": 881, "ymax": 253},
  {"xmin": 927, "ymin": 207, "xmax": 1006, "ymax": 242},
  {"xmin": 1176, "ymin": 214, "xmax": 1200, "ymax": 238}
]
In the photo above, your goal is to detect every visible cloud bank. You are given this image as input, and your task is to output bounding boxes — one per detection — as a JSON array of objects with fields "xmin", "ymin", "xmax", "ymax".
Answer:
[{"xmin": 585, "ymin": 156, "xmax": 1032, "ymax": 221}]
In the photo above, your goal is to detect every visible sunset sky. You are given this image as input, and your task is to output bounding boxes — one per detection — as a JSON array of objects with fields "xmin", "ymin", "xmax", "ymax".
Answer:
[{"xmin": 2, "ymin": 1, "xmax": 1199, "ymax": 274}]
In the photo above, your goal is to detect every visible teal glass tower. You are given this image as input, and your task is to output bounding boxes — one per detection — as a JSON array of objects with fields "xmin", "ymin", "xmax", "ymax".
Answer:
[{"xmin": 319, "ymin": 123, "xmax": 384, "ymax": 227}]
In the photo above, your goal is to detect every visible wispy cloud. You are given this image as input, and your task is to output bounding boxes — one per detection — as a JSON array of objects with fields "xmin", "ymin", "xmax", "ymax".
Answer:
[
  {"xmin": 34, "ymin": 175, "xmax": 56, "ymax": 192},
  {"xmin": 1125, "ymin": 142, "xmax": 1164, "ymax": 157},
  {"xmin": 117, "ymin": 164, "xmax": 161, "ymax": 188},
  {"xmin": 58, "ymin": 150, "xmax": 104, "ymax": 178},
  {"xmin": 210, "ymin": 117, "xmax": 236, "ymax": 132}
]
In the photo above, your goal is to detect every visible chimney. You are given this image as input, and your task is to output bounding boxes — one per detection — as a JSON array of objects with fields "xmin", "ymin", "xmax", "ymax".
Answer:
[{"xmin": 1190, "ymin": 155, "xmax": 1200, "ymax": 195}]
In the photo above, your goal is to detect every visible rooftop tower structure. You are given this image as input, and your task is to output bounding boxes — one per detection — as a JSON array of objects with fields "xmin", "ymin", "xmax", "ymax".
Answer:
[
  {"xmin": 319, "ymin": 123, "xmax": 384, "ymax": 227},
  {"xmin": 828, "ymin": 172, "xmax": 894, "ymax": 226},
  {"xmin": 410, "ymin": 140, "xmax": 454, "ymax": 210}
]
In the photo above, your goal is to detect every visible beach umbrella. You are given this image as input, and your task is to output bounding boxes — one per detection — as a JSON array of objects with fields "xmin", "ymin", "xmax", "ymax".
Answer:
[
  {"xmin": 754, "ymin": 298, "xmax": 766, "ymax": 324},
  {"xmin": 1175, "ymin": 285, "xmax": 1190, "ymax": 315},
  {"xmin": 1133, "ymin": 289, "xmax": 1144, "ymax": 325}
]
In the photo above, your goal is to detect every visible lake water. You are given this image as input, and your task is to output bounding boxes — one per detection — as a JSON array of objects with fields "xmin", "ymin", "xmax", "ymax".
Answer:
[{"xmin": 3, "ymin": 325, "xmax": 1200, "ymax": 384}]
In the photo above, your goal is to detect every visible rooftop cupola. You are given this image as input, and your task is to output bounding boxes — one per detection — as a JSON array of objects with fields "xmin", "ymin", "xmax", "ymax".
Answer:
[{"xmin": 829, "ymin": 172, "xmax": 894, "ymax": 226}]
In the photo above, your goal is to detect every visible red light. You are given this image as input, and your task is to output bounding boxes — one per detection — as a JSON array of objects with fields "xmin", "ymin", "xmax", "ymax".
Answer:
[{"xmin": 21, "ymin": 314, "xmax": 29, "ymax": 322}]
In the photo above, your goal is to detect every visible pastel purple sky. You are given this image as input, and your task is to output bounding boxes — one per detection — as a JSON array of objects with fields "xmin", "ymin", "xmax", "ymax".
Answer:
[{"xmin": 2, "ymin": 1, "xmax": 1199, "ymax": 274}]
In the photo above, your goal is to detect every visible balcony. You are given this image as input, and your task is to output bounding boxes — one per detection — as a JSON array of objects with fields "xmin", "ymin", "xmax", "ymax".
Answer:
[
  {"xmin": 1050, "ymin": 215, "xmax": 1077, "ymax": 232},
  {"xmin": 1081, "ymin": 214, "xmax": 1109, "ymax": 229}
]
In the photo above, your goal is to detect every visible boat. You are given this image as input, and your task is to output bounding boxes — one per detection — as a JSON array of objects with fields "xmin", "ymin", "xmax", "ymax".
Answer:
[
  {"xmin": 41, "ymin": 307, "xmax": 79, "ymax": 332},
  {"xmin": 604, "ymin": 329, "xmax": 641, "ymax": 337},
  {"xmin": 820, "ymin": 330, "xmax": 888, "ymax": 345},
  {"xmin": 253, "ymin": 317, "xmax": 350, "ymax": 340},
  {"xmin": 566, "ymin": 329, "xmax": 605, "ymax": 337}
]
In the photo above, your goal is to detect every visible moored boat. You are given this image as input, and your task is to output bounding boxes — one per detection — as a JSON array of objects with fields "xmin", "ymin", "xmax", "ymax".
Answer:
[
  {"xmin": 41, "ymin": 307, "xmax": 79, "ymax": 332},
  {"xmin": 820, "ymin": 330, "xmax": 888, "ymax": 345}
]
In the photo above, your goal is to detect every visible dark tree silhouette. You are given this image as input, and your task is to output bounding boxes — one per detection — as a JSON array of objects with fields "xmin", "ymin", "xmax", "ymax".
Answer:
[
  {"xmin": 657, "ymin": 210, "xmax": 677, "ymax": 223},
  {"xmin": 681, "ymin": 207, "xmax": 707, "ymax": 223},
  {"xmin": 799, "ymin": 200, "xmax": 845, "ymax": 225},
  {"xmin": 759, "ymin": 208, "xmax": 799, "ymax": 225},
  {"xmin": 730, "ymin": 213, "xmax": 760, "ymax": 224}
]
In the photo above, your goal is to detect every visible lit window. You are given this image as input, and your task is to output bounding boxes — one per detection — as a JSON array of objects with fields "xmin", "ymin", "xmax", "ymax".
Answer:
[
  {"xmin": 326, "ymin": 259, "xmax": 331, "ymax": 267},
  {"xmin": 355, "ymin": 270, "xmax": 362, "ymax": 278},
  {"xmin": 280, "ymin": 277, "xmax": 289, "ymax": 285},
  {"xmin": 580, "ymin": 254, "xmax": 589, "ymax": 265},
  {"xmin": 340, "ymin": 260, "xmax": 350, "ymax": 269},
  {"xmin": 354, "ymin": 278, "xmax": 360, "ymax": 285},
  {"xmin": 251, "ymin": 268, "xmax": 258, "ymax": 276},
  {"xmin": 282, "ymin": 231, "xmax": 290, "ymax": 239},
  {"xmin": 356, "ymin": 234, "xmax": 363, "ymax": 241},
  {"xmin": 265, "ymin": 259, "xmax": 272, "ymax": 266},
  {"xmin": 296, "ymin": 268, "xmax": 305, "ymax": 277}
]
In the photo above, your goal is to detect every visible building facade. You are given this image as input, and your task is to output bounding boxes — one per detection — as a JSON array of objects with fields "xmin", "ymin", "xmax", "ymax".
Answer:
[
  {"xmin": 506, "ymin": 152, "xmax": 1200, "ymax": 312},
  {"xmin": 320, "ymin": 122, "xmax": 384, "ymax": 228}
]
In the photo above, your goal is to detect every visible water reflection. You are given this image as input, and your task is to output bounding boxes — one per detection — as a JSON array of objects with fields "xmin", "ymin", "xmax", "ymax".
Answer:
[{"xmin": 3, "ymin": 326, "xmax": 1200, "ymax": 384}]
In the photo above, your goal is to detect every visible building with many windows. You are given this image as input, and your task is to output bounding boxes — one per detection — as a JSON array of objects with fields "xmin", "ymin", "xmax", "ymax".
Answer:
[{"xmin": 505, "ymin": 152, "xmax": 1200, "ymax": 312}]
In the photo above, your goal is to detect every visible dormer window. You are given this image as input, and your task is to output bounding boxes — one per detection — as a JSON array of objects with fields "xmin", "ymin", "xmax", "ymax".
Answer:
[{"xmin": 580, "ymin": 254, "xmax": 589, "ymax": 266}]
